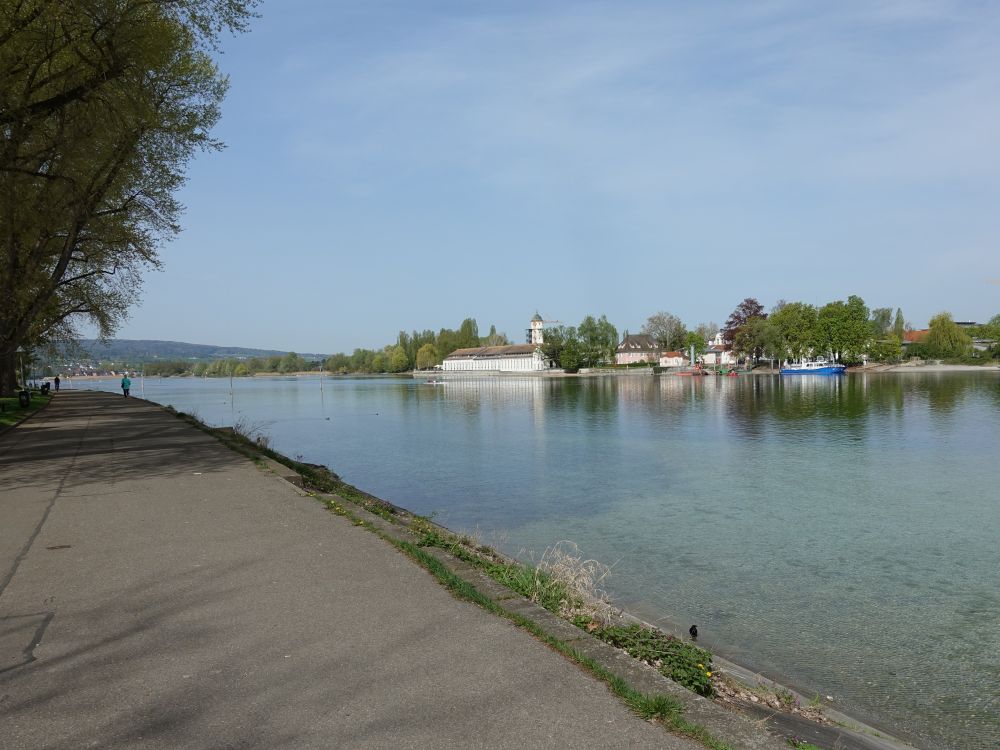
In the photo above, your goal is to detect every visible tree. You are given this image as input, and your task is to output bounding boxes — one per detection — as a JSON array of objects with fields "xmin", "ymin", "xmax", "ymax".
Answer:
[
  {"xmin": 731, "ymin": 316, "xmax": 769, "ymax": 364},
  {"xmin": 387, "ymin": 345, "xmax": 409, "ymax": 373},
  {"xmin": 560, "ymin": 337, "xmax": 582, "ymax": 372},
  {"xmin": 457, "ymin": 318, "xmax": 480, "ymax": 349},
  {"xmin": 0, "ymin": 1, "xmax": 259, "ymax": 394},
  {"xmin": 482, "ymin": 324, "xmax": 509, "ymax": 347},
  {"xmin": 769, "ymin": 302, "xmax": 818, "ymax": 362},
  {"xmin": 325, "ymin": 353, "xmax": 350, "ymax": 373},
  {"xmin": 279, "ymin": 352, "xmax": 305, "ymax": 373},
  {"xmin": 415, "ymin": 343, "xmax": 439, "ymax": 370},
  {"xmin": 540, "ymin": 325, "xmax": 576, "ymax": 368},
  {"xmin": 723, "ymin": 298, "xmax": 766, "ymax": 346},
  {"xmin": 893, "ymin": 308, "xmax": 906, "ymax": 341},
  {"xmin": 641, "ymin": 312, "xmax": 686, "ymax": 351},
  {"xmin": 870, "ymin": 307, "xmax": 893, "ymax": 337},
  {"xmin": 815, "ymin": 295, "xmax": 870, "ymax": 363},
  {"xmin": 682, "ymin": 331, "xmax": 705, "ymax": 358},
  {"xmin": 923, "ymin": 313, "xmax": 972, "ymax": 359},
  {"xmin": 577, "ymin": 315, "xmax": 618, "ymax": 367}
]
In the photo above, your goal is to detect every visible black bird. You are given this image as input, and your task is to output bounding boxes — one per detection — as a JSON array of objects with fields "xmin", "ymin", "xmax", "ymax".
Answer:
[{"xmin": 689, "ymin": 625, "xmax": 698, "ymax": 639}]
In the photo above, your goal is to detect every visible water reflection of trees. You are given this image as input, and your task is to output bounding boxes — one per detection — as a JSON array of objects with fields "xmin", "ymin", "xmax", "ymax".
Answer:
[{"xmin": 391, "ymin": 372, "xmax": 990, "ymax": 432}]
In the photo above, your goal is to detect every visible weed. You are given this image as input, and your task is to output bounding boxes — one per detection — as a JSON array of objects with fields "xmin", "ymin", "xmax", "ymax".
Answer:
[
  {"xmin": 232, "ymin": 417, "xmax": 271, "ymax": 449},
  {"xmin": 536, "ymin": 540, "xmax": 617, "ymax": 624},
  {"xmin": 786, "ymin": 737, "xmax": 824, "ymax": 750},
  {"xmin": 582, "ymin": 622, "xmax": 715, "ymax": 697}
]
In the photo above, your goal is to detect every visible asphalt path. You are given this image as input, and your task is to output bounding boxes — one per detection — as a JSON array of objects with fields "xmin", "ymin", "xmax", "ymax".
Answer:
[{"xmin": 0, "ymin": 391, "xmax": 697, "ymax": 749}]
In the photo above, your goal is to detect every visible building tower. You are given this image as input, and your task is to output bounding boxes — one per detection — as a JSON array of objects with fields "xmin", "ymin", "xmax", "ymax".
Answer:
[{"xmin": 527, "ymin": 312, "xmax": 545, "ymax": 346}]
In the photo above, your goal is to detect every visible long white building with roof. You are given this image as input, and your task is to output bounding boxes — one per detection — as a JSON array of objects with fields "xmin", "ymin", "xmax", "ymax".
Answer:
[{"xmin": 441, "ymin": 314, "xmax": 553, "ymax": 372}]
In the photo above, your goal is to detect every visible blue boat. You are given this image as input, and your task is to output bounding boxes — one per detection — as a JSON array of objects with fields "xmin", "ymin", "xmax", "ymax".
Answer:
[{"xmin": 780, "ymin": 359, "xmax": 846, "ymax": 375}]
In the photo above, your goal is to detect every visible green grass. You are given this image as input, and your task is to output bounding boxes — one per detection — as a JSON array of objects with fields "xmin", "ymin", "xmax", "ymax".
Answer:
[
  {"xmin": 577, "ymin": 621, "xmax": 715, "ymax": 696},
  {"xmin": 0, "ymin": 391, "xmax": 51, "ymax": 429}
]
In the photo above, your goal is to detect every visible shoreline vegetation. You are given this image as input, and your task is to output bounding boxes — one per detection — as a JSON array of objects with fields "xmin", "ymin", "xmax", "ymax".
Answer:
[
  {"xmin": 54, "ymin": 360, "xmax": 1000, "ymax": 385},
  {"xmin": 27, "ymin": 304, "xmax": 1000, "ymax": 385},
  {"xmin": 150, "ymin": 402, "xmax": 913, "ymax": 750}
]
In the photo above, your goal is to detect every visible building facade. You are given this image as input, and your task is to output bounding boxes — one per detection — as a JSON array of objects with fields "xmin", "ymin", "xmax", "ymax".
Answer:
[
  {"xmin": 615, "ymin": 334, "xmax": 660, "ymax": 365},
  {"xmin": 659, "ymin": 351, "xmax": 687, "ymax": 368},
  {"xmin": 441, "ymin": 344, "xmax": 550, "ymax": 372}
]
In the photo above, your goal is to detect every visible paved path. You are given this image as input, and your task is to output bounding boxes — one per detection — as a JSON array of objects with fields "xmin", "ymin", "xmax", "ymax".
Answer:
[{"xmin": 0, "ymin": 391, "xmax": 697, "ymax": 749}]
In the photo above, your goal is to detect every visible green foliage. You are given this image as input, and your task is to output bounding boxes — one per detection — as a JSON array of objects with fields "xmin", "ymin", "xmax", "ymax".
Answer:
[
  {"xmin": 923, "ymin": 312, "xmax": 972, "ymax": 358},
  {"xmin": 578, "ymin": 314, "xmax": 618, "ymax": 367},
  {"xmin": 387, "ymin": 345, "xmax": 409, "ymax": 373},
  {"xmin": 279, "ymin": 352, "xmax": 307, "ymax": 373},
  {"xmin": 0, "ymin": 391, "xmax": 52, "ymax": 428},
  {"xmin": 481, "ymin": 324, "xmax": 509, "ymax": 347},
  {"xmin": 143, "ymin": 359, "xmax": 194, "ymax": 376},
  {"xmin": 721, "ymin": 299, "xmax": 767, "ymax": 363},
  {"xmin": 869, "ymin": 307, "xmax": 893, "ymax": 337},
  {"xmin": 815, "ymin": 295, "xmax": 871, "ymax": 363},
  {"xmin": 325, "ymin": 352, "xmax": 351, "ymax": 373},
  {"xmin": 893, "ymin": 308, "xmax": 906, "ymax": 340},
  {"xmin": 769, "ymin": 302, "xmax": 818, "ymax": 361},
  {"xmin": 683, "ymin": 331, "xmax": 706, "ymax": 356},
  {"xmin": 732, "ymin": 316, "xmax": 769, "ymax": 363},
  {"xmin": 0, "ymin": 0, "xmax": 259, "ymax": 394},
  {"xmin": 414, "ymin": 343, "xmax": 440, "ymax": 370},
  {"xmin": 584, "ymin": 623, "xmax": 715, "ymax": 696},
  {"xmin": 867, "ymin": 337, "xmax": 902, "ymax": 363}
]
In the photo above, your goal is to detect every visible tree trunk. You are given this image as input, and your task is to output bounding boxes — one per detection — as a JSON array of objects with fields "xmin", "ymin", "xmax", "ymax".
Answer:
[{"xmin": 0, "ymin": 349, "xmax": 19, "ymax": 395}]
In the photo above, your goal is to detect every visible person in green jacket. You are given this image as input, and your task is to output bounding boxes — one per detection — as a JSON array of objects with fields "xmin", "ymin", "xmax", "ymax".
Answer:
[{"xmin": 121, "ymin": 375, "xmax": 131, "ymax": 397}]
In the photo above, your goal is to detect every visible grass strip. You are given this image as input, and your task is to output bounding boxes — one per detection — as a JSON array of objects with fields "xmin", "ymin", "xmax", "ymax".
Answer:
[{"xmin": 0, "ymin": 392, "xmax": 52, "ymax": 429}]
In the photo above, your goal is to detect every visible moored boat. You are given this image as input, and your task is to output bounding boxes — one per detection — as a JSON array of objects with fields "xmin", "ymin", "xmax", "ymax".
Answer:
[{"xmin": 780, "ymin": 359, "xmax": 846, "ymax": 375}]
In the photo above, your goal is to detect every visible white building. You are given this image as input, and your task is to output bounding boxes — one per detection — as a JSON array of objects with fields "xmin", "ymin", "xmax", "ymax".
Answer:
[
  {"xmin": 659, "ymin": 351, "xmax": 687, "ymax": 368},
  {"xmin": 702, "ymin": 330, "xmax": 737, "ymax": 366},
  {"xmin": 441, "ymin": 314, "xmax": 553, "ymax": 372},
  {"xmin": 441, "ymin": 344, "xmax": 550, "ymax": 372}
]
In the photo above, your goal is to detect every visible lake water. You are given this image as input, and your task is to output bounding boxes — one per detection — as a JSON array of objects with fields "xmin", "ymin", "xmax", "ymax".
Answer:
[{"xmin": 77, "ymin": 372, "xmax": 1000, "ymax": 749}]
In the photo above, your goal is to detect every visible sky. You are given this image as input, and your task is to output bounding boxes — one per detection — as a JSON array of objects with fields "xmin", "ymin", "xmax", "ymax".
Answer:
[{"xmin": 109, "ymin": 0, "xmax": 1000, "ymax": 353}]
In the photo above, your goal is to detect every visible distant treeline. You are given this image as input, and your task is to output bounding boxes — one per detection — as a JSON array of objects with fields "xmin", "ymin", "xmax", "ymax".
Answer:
[
  {"xmin": 324, "ymin": 318, "xmax": 506, "ymax": 374},
  {"xmin": 144, "ymin": 352, "xmax": 314, "ymax": 377}
]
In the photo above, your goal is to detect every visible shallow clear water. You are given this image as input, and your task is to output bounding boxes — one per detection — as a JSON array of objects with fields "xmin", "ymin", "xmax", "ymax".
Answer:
[{"xmin": 79, "ymin": 372, "xmax": 1000, "ymax": 749}]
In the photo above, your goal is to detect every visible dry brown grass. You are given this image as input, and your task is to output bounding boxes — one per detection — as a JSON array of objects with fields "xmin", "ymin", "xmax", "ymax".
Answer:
[{"xmin": 535, "ymin": 540, "xmax": 620, "ymax": 625}]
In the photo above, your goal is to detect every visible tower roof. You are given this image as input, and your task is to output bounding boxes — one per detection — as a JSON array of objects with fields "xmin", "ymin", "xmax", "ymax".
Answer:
[{"xmin": 531, "ymin": 311, "xmax": 543, "ymax": 322}]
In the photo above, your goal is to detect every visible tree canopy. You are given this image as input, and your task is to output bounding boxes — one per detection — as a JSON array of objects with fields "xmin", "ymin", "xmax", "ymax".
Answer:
[
  {"xmin": 0, "ymin": 0, "xmax": 259, "ymax": 393},
  {"xmin": 641, "ymin": 311, "xmax": 686, "ymax": 351},
  {"xmin": 921, "ymin": 313, "xmax": 972, "ymax": 359}
]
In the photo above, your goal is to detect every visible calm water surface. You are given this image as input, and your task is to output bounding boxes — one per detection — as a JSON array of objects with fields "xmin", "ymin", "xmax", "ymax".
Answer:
[{"xmin": 80, "ymin": 372, "xmax": 1000, "ymax": 750}]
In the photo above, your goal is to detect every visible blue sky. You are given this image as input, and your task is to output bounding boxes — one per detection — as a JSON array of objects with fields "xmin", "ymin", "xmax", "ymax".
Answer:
[{"xmin": 113, "ymin": 0, "xmax": 1000, "ymax": 353}]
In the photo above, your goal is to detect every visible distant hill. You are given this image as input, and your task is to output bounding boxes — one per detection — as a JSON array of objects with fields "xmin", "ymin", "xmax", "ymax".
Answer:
[{"xmin": 64, "ymin": 339, "xmax": 326, "ymax": 363}]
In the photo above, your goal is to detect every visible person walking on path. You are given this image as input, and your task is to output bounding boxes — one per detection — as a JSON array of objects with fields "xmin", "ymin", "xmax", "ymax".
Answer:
[
  {"xmin": 120, "ymin": 375, "xmax": 131, "ymax": 397},
  {"xmin": 54, "ymin": 375, "xmax": 60, "ymax": 391}
]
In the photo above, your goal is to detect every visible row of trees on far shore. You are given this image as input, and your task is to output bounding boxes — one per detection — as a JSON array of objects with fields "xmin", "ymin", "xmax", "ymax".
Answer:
[
  {"xmin": 143, "ymin": 352, "xmax": 310, "ymax": 377},
  {"xmin": 41, "ymin": 303, "xmax": 1000, "ymax": 380},
  {"xmin": 715, "ymin": 297, "xmax": 999, "ymax": 365}
]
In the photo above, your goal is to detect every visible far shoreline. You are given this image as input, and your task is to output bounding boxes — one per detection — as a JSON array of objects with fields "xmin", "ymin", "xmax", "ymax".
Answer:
[{"xmin": 47, "ymin": 361, "xmax": 1000, "ymax": 383}]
